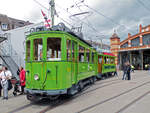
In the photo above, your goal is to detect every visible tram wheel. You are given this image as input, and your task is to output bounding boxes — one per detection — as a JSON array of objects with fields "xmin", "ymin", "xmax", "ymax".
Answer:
[{"xmin": 49, "ymin": 95, "xmax": 60, "ymax": 100}]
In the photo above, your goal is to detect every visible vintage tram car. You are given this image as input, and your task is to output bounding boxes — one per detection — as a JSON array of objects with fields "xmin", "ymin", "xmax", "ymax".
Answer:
[{"xmin": 25, "ymin": 23, "xmax": 116, "ymax": 101}]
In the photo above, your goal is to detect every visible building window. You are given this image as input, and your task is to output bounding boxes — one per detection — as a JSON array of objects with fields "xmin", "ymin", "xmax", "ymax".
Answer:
[
  {"xmin": 1, "ymin": 23, "xmax": 8, "ymax": 30},
  {"xmin": 143, "ymin": 34, "xmax": 150, "ymax": 46},
  {"xmin": 120, "ymin": 42, "xmax": 128, "ymax": 48},
  {"xmin": 131, "ymin": 37, "xmax": 140, "ymax": 47}
]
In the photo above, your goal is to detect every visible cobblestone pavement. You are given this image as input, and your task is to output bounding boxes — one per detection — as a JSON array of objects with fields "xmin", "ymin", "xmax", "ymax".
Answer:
[{"xmin": 0, "ymin": 70, "xmax": 150, "ymax": 113}]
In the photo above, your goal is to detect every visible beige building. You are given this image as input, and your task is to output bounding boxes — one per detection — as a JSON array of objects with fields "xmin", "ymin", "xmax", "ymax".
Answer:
[{"xmin": 0, "ymin": 13, "xmax": 32, "ymax": 31}]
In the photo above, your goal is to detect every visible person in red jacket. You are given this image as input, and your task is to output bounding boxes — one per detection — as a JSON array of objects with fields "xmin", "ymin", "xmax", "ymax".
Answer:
[{"xmin": 19, "ymin": 67, "xmax": 25, "ymax": 94}]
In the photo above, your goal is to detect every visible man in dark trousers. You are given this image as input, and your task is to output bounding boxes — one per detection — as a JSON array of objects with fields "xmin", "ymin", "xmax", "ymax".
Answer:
[{"xmin": 126, "ymin": 62, "xmax": 131, "ymax": 80}]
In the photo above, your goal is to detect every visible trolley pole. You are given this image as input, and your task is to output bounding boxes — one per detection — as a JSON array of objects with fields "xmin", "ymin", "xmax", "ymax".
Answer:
[{"xmin": 49, "ymin": 0, "xmax": 55, "ymax": 27}]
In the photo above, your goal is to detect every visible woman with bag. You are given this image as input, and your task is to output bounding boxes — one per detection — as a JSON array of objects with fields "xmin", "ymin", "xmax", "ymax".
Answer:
[
  {"xmin": 19, "ymin": 67, "xmax": 26, "ymax": 95},
  {"xmin": 0, "ymin": 66, "xmax": 12, "ymax": 100}
]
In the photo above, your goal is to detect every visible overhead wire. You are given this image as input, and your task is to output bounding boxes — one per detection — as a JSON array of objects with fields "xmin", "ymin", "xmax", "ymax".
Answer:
[
  {"xmin": 55, "ymin": 3, "xmax": 107, "ymax": 38},
  {"xmin": 81, "ymin": 1, "xmax": 135, "ymax": 34},
  {"xmin": 136, "ymin": 0, "xmax": 150, "ymax": 12},
  {"xmin": 33, "ymin": 0, "xmax": 74, "ymax": 28},
  {"xmin": 72, "ymin": 0, "xmax": 105, "ymax": 40},
  {"xmin": 33, "ymin": 0, "xmax": 109, "ymax": 39}
]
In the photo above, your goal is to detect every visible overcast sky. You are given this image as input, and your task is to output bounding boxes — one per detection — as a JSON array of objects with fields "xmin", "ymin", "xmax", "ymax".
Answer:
[{"xmin": 1, "ymin": 0, "xmax": 150, "ymax": 43}]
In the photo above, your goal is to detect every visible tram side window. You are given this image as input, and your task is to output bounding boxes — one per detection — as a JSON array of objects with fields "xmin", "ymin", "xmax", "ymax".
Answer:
[
  {"xmin": 98, "ymin": 56, "xmax": 102, "ymax": 63},
  {"xmin": 104, "ymin": 57, "xmax": 107, "ymax": 64},
  {"xmin": 86, "ymin": 49, "xmax": 90, "ymax": 62},
  {"xmin": 47, "ymin": 38, "xmax": 61, "ymax": 61},
  {"xmin": 107, "ymin": 57, "xmax": 110, "ymax": 64},
  {"xmin": 72, "ymin": 42, "xmax": 75, "ymax": 61},
  {"xmin": 67, "ymin": 40, "xmax": 71, "ymax": 61},
  {"xmin": 111, "ymin": 58, "xmax": 114, "ymax": 64},
  {"xmin": 33, "ymin": 39, "xmax": 43, "ymax": 61},
  {"xmin": 26, "ymin": 41, "xmax": 30, "ymax": 61},
  {"xmin": 79, "ymin": 45, "xmax": 85, "ymax": 62},
  {"xmin": 92, "ymin": 52, "xmax": 94, "ymax": 63}
]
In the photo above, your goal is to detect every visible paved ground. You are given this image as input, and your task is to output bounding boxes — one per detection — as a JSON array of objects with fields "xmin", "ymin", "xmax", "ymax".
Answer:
[{"xmin": 0, "ymin": 70, "xmax": 150, "ymax": 113}]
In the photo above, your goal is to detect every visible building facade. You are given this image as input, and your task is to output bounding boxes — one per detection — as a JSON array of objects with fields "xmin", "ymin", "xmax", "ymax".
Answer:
[
  {"xmin": 0, "ymin": 13, "xmax": 32, "ymax": 31},
  {"xmin": 110, "ymin": 24, "xmax": 150, "ymax": 70}
]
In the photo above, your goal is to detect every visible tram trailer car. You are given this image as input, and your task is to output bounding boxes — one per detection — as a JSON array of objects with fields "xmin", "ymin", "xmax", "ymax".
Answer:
[
  {"xmin": 25, "ymin": 29, "xmax": 116, "ymax": 101},
  {"xmin": 97, "ymin": 53, "xmax": 116, "ymax": 79}
]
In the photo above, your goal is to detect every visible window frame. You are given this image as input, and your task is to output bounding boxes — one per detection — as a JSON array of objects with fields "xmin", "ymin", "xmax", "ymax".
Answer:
[
  {"xmin": 26, "ymin": 40, "xmax": 30, "ymax": 61},
  {"xmin": 46, "ymin": 37, "xmax": 61, "ymax": 61},
  {"xmin": 67, "ymin": 39, "xmax": 71, "ymax": 61},
  {"xmin": 78, "ymin": 45, "xmax": 85, "ymax": 62},
  {"xmin": 86, "ymin": 48, "xmax": 90, "ymax": 62},
  {"xmin": 33, "ymin": 38, "xmax": 43, "ymax": 61}
]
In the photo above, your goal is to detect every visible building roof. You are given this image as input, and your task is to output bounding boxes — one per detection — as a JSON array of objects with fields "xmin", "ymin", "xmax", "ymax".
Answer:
[
  {"xmin": 0, "ymin": 13, "xmax": 33, "ymax": 30},
  {"xmin": 110, "ymin": 30, "xmax": 120, "ymax": 39}
]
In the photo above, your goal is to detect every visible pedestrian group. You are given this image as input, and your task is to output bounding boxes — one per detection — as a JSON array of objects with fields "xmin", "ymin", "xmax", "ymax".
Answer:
[{"xmin": 0, "ymin": 66, "xmax": 26, "ymax": 100}]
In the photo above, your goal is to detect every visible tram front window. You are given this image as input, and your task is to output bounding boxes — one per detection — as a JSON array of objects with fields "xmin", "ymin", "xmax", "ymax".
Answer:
[
  {"xmin": 33, "ymin": 39, "xmax": 43, "ymax": 61},
  {"xmin": 47, "ymin": 38, "xmax": 61, "ymax": 61}
]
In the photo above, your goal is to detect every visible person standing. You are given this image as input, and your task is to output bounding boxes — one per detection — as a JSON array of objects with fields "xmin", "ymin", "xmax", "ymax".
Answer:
[
  {"xmin": 126, "ymin": 62, "xmax": 131, "ymax": 80},
  {"xmin": 0, "ymin": 66, "xmax": 12, "ymax": 100},
  {"xmin": 122, "ymin": 62, "xmax": 127, "ymax": 80},
  {"xmin": 114, "ymin": 64, "xmax": 119, "ymax": 77},
  {"xmin": 19, "ymin": 67, "xmax": 26, "ymax": 94}
]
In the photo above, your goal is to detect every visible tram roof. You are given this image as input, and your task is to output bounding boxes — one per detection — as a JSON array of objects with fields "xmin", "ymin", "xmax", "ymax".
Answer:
[{"xmin": 27, "ymin": 30, "xmax": 93, "ymax": 47}]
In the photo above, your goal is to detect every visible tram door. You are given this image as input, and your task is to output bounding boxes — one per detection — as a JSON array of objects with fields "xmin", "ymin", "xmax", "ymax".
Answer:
[
  {"xmin": 98, "ymin": 55, "xmax": 103, "ymax": 73},
  {"xmin": 31, "ymin": 38, "xmax": 45, "ymax": 89},
  {"xmin": 71, "ymin": 41, "xmax": 78, "ymax": 84}
]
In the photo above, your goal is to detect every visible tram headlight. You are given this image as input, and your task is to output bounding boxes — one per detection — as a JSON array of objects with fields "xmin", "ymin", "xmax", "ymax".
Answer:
[{"xmin": 34, "ymin": 74, "xmax": 39, "ymax": 80}]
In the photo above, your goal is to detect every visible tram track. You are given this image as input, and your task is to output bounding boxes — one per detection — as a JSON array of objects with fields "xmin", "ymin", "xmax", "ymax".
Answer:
[
  {"xmin": 38, "ymin": 80, "xmax": 123, "ymax": 113},
  {"xmin": 76, "ymin": 80, "xmax": 150, "ymax": 113},
  {"xmin": 115, "ymin": 90, "xmax": 150, "ymax": 113},
  {"xmin": 7, "ymin": 74, "xmax": 149, "ymax": 113},
  {"xmin": 7, "ymin": 103, "xmax": 33, "ymax": 113},
  {"xmin": 7, "ymin": 77, "xmax": 120, "ymax": 113}
]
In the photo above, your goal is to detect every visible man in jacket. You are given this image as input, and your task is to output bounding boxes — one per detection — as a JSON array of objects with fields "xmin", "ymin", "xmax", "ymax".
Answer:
[{"xmin": 126, "ymin": 62, "xmax": 131, "ymax": 80}]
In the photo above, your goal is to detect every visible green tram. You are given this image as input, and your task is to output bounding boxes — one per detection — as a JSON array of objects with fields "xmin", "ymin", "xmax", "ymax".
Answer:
[{"xmin": 25, "ymin": 25, "xmax": 116, "ymax": 101}]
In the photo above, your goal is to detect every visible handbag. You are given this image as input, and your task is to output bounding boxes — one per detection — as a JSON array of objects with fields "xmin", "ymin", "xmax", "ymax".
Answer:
[
  {"xmin": 7, "ymin": 79, "xmax": 12, "ymax": 90},
  {"xmin": 4, "ymin": 72, "xmax": 12, "ymax": 90}
]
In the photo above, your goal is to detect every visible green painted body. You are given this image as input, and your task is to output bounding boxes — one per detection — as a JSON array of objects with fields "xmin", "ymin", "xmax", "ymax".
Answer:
[{"xmin": 25, "ymin": 31, "xmax": 116, "ymax": 93}]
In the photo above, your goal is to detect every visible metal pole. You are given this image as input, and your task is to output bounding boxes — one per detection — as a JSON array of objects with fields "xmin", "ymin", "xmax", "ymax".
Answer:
[
  {"xmin": 100, "ymin": 38, "xmax": 103, "ymax": 52},
  {"xmin": 96, "ymin": 36, "xmax": 103, "ymax": 53},
  {"xmin": 49, "ymin": 0, "xmax": 55, "ymax": 26}
]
